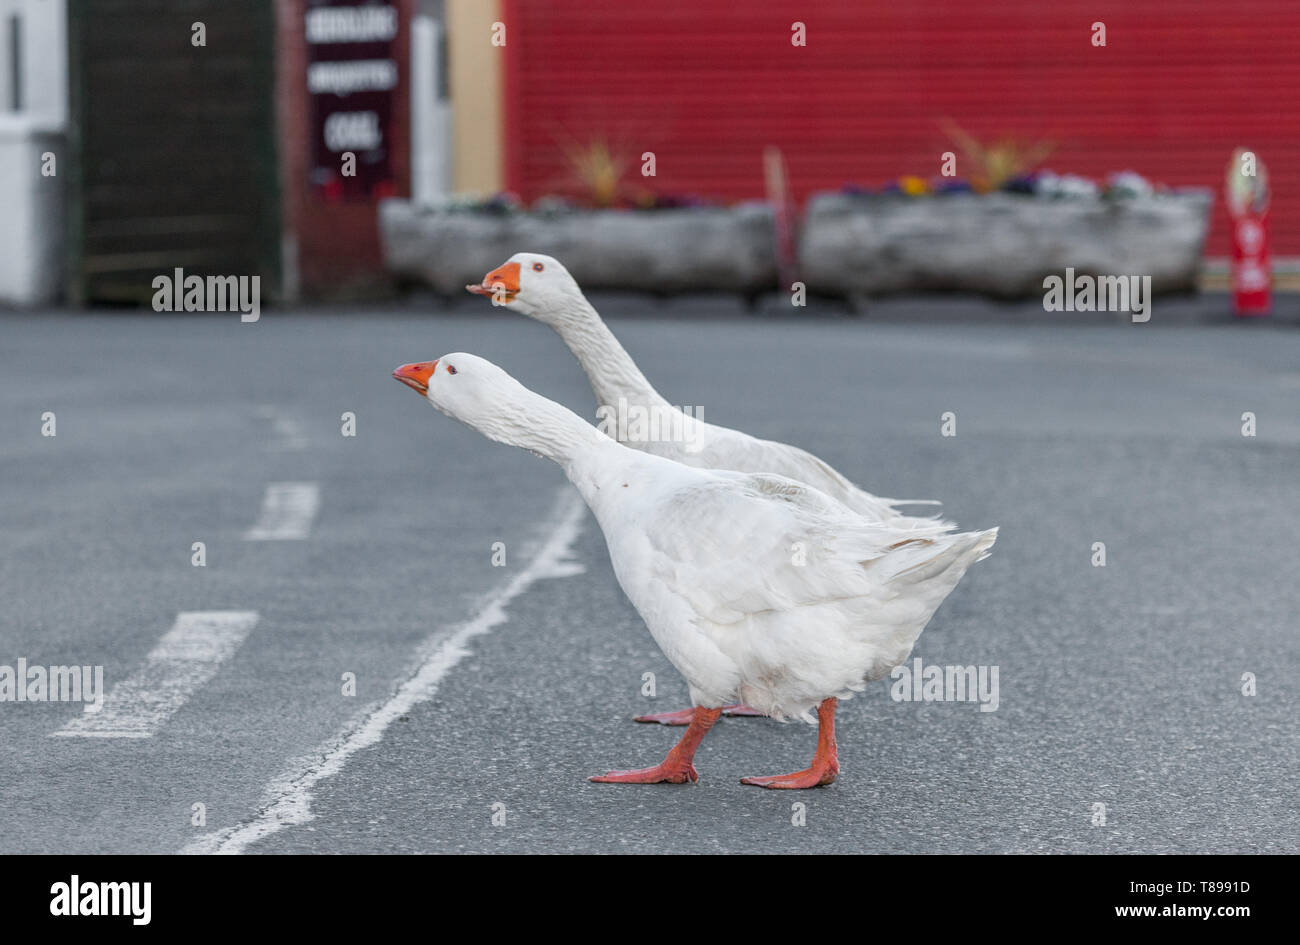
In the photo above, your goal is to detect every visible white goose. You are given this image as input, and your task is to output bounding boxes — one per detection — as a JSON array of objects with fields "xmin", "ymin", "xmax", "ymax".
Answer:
[
  {"xmin": 394, "ymin": 353, "xmax": 997, "ymax": 789},
  {"xmin": 467, "ymin": 252, "xmax": 952, "ymax": 725}
]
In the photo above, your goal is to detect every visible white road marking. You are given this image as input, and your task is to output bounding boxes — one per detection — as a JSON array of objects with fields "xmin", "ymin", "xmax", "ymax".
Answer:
[
  {"xmin": 183, "ymin": 487, "xmax": 586, "ymax": 855},
  {"xmin": 253, "ymin": 405, "xmax": 309, "ymax": 451},
  {"xmin": 242, "ymin": 482, "xmax": 320, "ymax": 541},
  {"xmin": 52, "ymin": 611, "xmax": 260, "ymax": 739}
]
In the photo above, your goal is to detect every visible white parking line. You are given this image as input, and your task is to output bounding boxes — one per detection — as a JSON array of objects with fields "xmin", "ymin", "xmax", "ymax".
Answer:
[
  {"xmin": 243, "ymin": 482, "xmax": 320, "ymax": 541},
  {"xmin": 52, "ymin": 611, "xmax": 260, "ymax": 739},
  {"xmin": 182, "ymin": 487, "xmax": 586, "ymax": 855},
  {"xmin": 253, "ymin": 405, "xmax": 309, "ymax": 451}
]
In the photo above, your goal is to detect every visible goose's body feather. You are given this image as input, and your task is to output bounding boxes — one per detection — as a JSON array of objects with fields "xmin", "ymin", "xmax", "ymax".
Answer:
[{"xmin": 573, "ymin": 442, "xmax": 994, "ymax": 721}]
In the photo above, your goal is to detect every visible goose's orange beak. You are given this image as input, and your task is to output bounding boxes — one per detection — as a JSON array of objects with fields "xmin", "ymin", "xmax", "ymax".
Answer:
[
  {"xmin": 466, "ymin": 261, "xmax": 521, "ymax": 301},
  {"xmin": 393, "ymin": 360, "xmax": 437, "ymax": 395}
]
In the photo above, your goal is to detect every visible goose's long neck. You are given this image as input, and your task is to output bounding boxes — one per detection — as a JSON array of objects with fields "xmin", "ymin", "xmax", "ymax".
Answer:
[
  {"xmin": 475, "ymin": 386, "xmax": 610, "ymax": 472},
  {"xmin": 550, "ymin": 294, "xmax": 670, "ymax": 411}
]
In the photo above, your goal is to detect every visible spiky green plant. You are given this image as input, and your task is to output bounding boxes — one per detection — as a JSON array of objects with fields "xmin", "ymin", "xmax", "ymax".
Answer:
[
  {"xmin": 940, "ymin": 119, "xmax": 1054, "ymax": 192},
  {"xmin": 560, "ymin": 138, "xmax": 630, "ymax": 208}
]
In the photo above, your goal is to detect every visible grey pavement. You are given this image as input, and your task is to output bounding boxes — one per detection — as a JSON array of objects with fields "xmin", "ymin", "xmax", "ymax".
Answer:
[{"xmin": 0, "ymin": 302, "xmax": 1296, "ymax": 853}]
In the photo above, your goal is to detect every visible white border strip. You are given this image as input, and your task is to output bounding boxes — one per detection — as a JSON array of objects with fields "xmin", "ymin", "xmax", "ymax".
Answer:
[
  {"xmin": 184, "ymin": 487, "xmax": 586, "ymax": 855},
  {"xmin": 53, "ymin": 611, "xmax": 260, "ymax": 739}
]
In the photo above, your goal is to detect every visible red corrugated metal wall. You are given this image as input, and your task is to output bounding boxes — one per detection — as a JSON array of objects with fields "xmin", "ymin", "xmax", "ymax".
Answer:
[{"xmin": 502, "ymin": 0, "xmax": 1300, "ymax": 257}]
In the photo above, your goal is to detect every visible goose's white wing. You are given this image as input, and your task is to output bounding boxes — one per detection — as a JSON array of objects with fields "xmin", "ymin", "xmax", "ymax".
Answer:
[
  {"xmin": 686, "ymin": 424, "xmax": 951, "ymax": 527},
  {"xmin": 641, "ymin": 473, "xmax": 954, "ymax": 627}
]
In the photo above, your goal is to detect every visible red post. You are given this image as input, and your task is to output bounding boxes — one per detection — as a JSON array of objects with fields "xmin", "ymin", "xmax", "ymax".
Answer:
[{"xmin": 1225, "ymin": 148, "xmax": 1272, "ymax": 317}]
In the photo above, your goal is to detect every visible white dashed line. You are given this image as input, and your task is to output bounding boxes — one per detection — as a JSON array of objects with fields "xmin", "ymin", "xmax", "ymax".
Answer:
[
  {"xmin": 52, "ymin": 611, "xmax": 260, "ymax": 739},
  {"xmin": 243, "ymin": 482, "xmax": 320, "ymax": 541},
  {"xmin": 182, "ymin": 487, "xmax": 586, "ymax": 855},
  {"xmin": 253, "ymin": 406, "xmax": 309, "ymax": 451}
]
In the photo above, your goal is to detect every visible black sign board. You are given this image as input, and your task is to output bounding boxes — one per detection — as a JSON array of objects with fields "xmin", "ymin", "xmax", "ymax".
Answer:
[{"xmin": 306, "ymin": 0, "xmax": 399, "ymax": 200}]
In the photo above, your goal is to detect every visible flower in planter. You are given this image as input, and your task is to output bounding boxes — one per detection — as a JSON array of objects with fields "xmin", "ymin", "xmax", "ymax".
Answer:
[
  {"xmin": 898, "ymin": 175, "xmax": 929, "ymax": 196},
  {"xmin": 934, "ymin": 179, "xmax": 974, "ymax": 195},
  {"xmin": 1000, "ymin": 175, "xmax": 1037, "ymax": 195},
  {"xmin": 940, "ymin": 119, "xmax": 1055, "ymax": 193},
  {"xmin": 1103, "ymin": 170, "xmax": 1154, "ymax": 200},
  {"xmin": 1034, "ymin": 170, "xmax": 1099, "ymax": 199},
  {"xmin": 879, "ymin": 179, "xmax": 925, "ymax": 196},
  {"xmin": 559, "ymin": 137, "xmax": 634, "ymax": 208},
  {"xmin": 641, "ymin": 192, "xmax": 716, "ymax": 210},
  {"xmin": 481, "ymin": 191, "xmax": 524, "ymax": 214}
]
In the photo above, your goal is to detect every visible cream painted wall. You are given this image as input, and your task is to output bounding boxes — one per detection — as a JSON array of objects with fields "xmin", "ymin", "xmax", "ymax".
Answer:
[{"xmin": 446, "ymin": 0, "xmax": 503, "ymax": 196}]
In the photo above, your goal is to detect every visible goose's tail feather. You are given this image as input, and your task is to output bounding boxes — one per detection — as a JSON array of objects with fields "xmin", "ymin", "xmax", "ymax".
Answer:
[{"xmin": 884, "ymin": 527, "xmax": 999, "ymax": 585}]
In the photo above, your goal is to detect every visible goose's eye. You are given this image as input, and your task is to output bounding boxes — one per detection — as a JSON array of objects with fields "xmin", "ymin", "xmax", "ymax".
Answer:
[
  {"xmin": 532, "ymin": 262, "xmax": 545, "ymax": 272},
  {"xmin": 446, "ymin": 365, "xmax": 458, "ymax": 375}
]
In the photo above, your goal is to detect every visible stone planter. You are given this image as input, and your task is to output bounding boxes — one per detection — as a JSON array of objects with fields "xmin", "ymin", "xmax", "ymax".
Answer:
[
  {"xmin": 380, "ymin": 199, "xmax": 778, "ymax": 294},
  {"xmin": 799, "ymin": 190, "xmax": 1213, "ymax": 299}
]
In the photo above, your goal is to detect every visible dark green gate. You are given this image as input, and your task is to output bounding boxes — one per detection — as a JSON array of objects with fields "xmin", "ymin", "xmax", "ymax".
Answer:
[{"xmin": 66, "ymin": 0, "xmax": 280, "ymax": 304}]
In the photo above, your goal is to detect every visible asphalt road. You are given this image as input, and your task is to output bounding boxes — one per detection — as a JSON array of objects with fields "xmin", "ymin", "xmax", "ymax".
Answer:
[{"xmin": 1, "ymin": 303, "xmax": 1296, "ymax": 854}]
